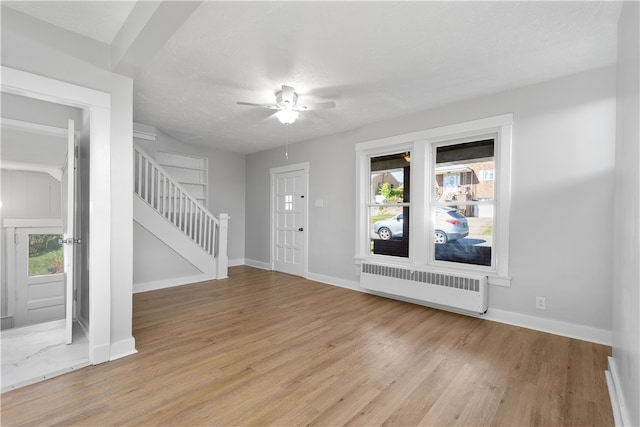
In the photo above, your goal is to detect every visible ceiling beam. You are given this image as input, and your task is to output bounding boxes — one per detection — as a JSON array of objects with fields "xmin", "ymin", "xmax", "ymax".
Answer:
[{"xmin": 110, "ymin": 1, "xmax": 202, "ymax": 78}]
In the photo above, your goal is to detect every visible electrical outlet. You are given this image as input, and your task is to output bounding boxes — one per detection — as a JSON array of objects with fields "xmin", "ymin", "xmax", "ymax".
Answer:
[{"xmin": 536, "ymin": 297, "xmax": 546, "ymax": 310}]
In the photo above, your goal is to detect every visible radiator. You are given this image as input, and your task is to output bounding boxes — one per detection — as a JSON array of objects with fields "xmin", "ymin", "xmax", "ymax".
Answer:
[{"xmin": 360, "ymin": 262, "xmax": 488, "ymax": 314}]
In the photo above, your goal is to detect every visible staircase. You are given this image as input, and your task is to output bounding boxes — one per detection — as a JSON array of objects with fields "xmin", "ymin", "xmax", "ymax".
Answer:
[{"xmin": 133, "ymin": 145, "xmax": 228, "ymax": 284}]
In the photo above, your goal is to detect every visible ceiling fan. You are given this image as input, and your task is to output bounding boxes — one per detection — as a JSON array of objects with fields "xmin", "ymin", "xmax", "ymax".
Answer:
[{"xmin": 237, "ymin": 85, "xmax": 336, "ymax": 124}]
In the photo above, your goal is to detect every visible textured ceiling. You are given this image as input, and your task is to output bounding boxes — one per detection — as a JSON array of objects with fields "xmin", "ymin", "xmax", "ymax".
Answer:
[{"xmin": 4, "ymin": 1, "xmax": 623, "ymax": 154}]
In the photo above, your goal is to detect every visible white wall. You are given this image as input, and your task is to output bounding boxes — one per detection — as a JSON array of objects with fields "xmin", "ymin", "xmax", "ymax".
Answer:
[
  {"xmin": 132, "ymin": 223, "xmax": 202, "ymax": 290},
  {"xmin": 2, "ymin": 7, "xmax": 135, "ymax": 359},
  {"xmin": 611, "ymin": 2, "xmax": 640, "ymax": 425},
  {"xmin": 0, "ymin": 170, "xmax": 61, "ymax": 219},
  {"xmin": 246, "ymin": 66, "xmax": 617, "ymax": 341},
  {"xmin": 1, "ymin": 92, "xmax": 83, "ymax": 127},
  {"xmin": 135, "ymin": 128, "xmax": 246, "ymax": 264}
]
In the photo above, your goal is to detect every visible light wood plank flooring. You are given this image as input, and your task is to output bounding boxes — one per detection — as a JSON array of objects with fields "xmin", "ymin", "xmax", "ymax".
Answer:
[{"xmin": 1, "ymin": 266, "xmax": 613, "ymax": 426}]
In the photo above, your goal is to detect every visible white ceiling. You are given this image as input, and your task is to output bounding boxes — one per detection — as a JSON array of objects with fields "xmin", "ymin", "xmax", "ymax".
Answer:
[
  {"xmin": 1, "ymin": 125, "xmax": 67, "ymax": 173},
  {"xmin": 3, "ymin": 0, "xmax": 136, "ymax": 44},
  {"xmin": 3, "ymin": 1, "xmax": 623, "ymax": 154}
]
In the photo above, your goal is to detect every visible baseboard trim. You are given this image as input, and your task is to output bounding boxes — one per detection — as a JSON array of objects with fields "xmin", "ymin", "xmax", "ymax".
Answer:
[
  {"xmin": 1, "ymin": 316, "xmax": 14, "ymax": 330},
  {"xmin": 244, "ymin": 259, "xmax": 272, "ymax": 271},
  {"xmin": 483, "ymin": 308, "xmax": 612, "ymax": 345},
  {"xmin": 301, "ymin": 268, "xmax": 612, "ymax": 346},
  {"xmin": 229, "ymin": 258, "xmax": 245, "ymax": 267},
  {"xmin": 90, "ymin": 343, "xmax": 111, "ymax": 365},
  {"xmin": 110, "ymin": 337, "xmax": 138, "ymax": 361},
  {"xmin": 306, "ymin": 272, "xmax": 360, "ymax": 291},
  {"xmin": 607, "ymin": 356, "xmax": 632, "ymax": 426},
  {"xmin": 133, "ymin": 274, "xmax": 212, "ymax": 294}
]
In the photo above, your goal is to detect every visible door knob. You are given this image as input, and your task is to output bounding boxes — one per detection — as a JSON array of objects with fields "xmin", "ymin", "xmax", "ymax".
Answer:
[{"xmin": 298, "ymin": 227, "xmax": 304, "ymax": 232}]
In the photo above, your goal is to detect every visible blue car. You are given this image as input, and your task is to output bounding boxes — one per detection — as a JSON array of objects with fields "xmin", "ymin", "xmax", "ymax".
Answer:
[{"xmin": 373, "ymin": 207, "xmax": 469, "ymax": 244}]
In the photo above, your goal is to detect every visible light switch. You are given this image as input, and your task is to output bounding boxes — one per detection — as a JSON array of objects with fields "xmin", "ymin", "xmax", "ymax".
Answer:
[{"xmin": 315, "ymin": 199, "xmax": 324, "ymax": 207}]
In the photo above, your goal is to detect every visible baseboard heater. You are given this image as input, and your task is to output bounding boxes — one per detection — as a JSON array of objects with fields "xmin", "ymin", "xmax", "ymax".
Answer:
[{"xmin": 360, "ymin": 262, "xmax": 488, "ymax": 314}]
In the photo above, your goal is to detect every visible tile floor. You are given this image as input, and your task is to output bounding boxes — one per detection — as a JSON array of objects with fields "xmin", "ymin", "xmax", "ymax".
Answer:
[{"xmin": 1, "ymin": 320, "xmax": 90, "ymax": 392}]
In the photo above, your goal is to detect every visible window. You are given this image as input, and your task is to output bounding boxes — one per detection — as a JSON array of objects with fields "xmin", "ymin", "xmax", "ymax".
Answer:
[
  {"xmin": 479, "ymin": 169, "xmax": 495, "ymax": 182},
  {"xmin": 369, "ymin": 153, "xmax": 410, "ymax": 258},
  {"xmin": 355, "ymin": 114, "xmax": 512, "ymax": 286},
  {"xmin": 284, "ymin": 195, "xmax": 294, "ymax": 211},
  {"xmin": 432, "ymin": 139, "xmax": 495, "ymax": 267},
  {"xmin": 28, "ymin": 233, "xmax": 63, "ymax": 277}
]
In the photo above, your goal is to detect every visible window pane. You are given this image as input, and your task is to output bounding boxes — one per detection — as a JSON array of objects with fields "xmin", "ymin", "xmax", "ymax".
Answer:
[
  {"xmin": 433, "ymin": 139, "xmax": 494, "ymax": 267},
  {"xmin": 433, "ymin": 205, "xmax": 493, "ymax": 266},
  {"xmin": 370, "ymin": 206, "xmax": 409, "ymax": 257},
  {"xmin": 370, "ymin": 152, "xmax": 410, "ymax": 205},
  {"xmin": 370, "ymin": 152, "xmax": 410, "ymax": 257},
  {"xmin": 435, "ymin": 139, "xmax": 495, "ymax": 202},
  {"xmin": 29, "ymin": 234, "xmax": 63, "ymax": 277}
]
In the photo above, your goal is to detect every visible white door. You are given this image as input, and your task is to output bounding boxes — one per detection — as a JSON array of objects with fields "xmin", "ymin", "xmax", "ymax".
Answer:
[
  {"xmin": 61, "ymin": 119, "xmax": 76, "ymax": 344},
  {"xmin": 14, "ymin": 227, "xmax": 65, "ymax": 327},
  {"xmin": 272, "ymin": 167, "xmax": 307, "ymax": 277}
]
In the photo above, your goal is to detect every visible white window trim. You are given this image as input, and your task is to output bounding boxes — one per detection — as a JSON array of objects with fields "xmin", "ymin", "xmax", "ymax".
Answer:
[{"xmin": 355, "ymin": 114, "xmax": 512, "ymax": 287}]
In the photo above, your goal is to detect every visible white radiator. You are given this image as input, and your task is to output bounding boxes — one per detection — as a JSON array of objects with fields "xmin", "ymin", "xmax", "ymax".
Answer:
[{"xmin": 360, "ymin": 262, "xmax": 488, "ymax": 314}]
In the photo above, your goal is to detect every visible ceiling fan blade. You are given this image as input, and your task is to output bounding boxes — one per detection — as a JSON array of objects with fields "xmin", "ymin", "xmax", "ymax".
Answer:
[
  {"xmin": 280, "ymin": 85, "xmax": 296, "ymax": 105},
  {"xmin": 237, "ymin": 101, "xmax": 280, "ymax": 109},
  {"xmin": 295, "ymin": 101, "xmax": 336, "ymax": 111}
]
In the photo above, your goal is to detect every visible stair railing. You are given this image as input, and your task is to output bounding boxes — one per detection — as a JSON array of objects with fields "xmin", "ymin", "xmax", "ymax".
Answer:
[{"xmin": 133, "ymin": 144, "xmax": 228, "ymax": 277}]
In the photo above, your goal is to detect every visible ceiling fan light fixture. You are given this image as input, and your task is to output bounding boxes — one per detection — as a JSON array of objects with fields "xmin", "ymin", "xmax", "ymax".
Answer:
[
  {"xmin": 276, "ymin": 109, "xmax": 299, "ymax": 125},
  {"xmin": 238, "ymin": 84, "xmax": 335, "ymax": 125}
]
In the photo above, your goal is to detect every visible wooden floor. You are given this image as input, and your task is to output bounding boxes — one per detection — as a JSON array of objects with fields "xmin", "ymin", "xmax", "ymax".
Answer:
[{"xmin": 1, "ymin": 266, "xmax": 613, "ymax": 426}]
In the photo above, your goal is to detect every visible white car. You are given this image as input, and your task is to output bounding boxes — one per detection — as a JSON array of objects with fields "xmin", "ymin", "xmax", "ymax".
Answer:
[{"xmin": 373, "ymin": 207, "xmax": 469, "ymax": 244}]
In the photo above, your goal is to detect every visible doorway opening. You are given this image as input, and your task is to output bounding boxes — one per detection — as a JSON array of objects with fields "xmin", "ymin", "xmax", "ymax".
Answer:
[{"xmin": 1, "ymin": 95, "xmax": 89, "ymax": 391}]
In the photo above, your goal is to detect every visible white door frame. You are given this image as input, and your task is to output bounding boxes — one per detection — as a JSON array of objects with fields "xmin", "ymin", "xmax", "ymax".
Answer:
[
  {"xmin": 270, "ymin": 162, "xmax": 309, "ymax": 277},
  {"xmin": 1, "ymin": 66, "xmax": 112, "ymax": 364}
]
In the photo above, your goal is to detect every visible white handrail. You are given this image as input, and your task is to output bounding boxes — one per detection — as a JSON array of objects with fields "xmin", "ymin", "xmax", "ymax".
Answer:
[{"xmin": 133, "ymin": 144, "xmax": 225, "ymax": 260}]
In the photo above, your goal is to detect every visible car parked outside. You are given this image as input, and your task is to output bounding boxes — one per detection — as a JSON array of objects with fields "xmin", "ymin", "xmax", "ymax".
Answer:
[{"xmin": 373, "ymin": 207, "xmax": 469, "ymax": 244}]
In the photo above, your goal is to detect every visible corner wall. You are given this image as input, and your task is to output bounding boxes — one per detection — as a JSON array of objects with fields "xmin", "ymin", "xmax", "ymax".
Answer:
[{"xmin": 610, "ymin": 2, "xmax": 640, "ymax": 425}]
